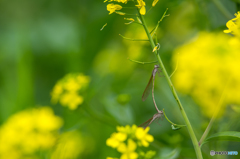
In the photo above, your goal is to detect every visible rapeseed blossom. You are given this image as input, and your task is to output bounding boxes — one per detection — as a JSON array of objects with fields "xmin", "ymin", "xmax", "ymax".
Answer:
[
  {"xmin": 224, "ymin": 12, "xmax": 240, "ymax": 37},
  {"xmin": 106, "ymin": 125, "xmax": 155, "ymax": 159},
  {"xmin": 172, "ymin": 32, "xmax": 240, "ymax": 118},
  {"xmin": 0, "ymin": 107, "xmax": 63, "ymax": 159},
  {"xmin": 51, "ymin": 73, "xmax": 90, "ymax": 110},
  {"xmin": 104, "ymin": 0, "xmax": 146, "ymax": 15},
  {"xmin": 136, "ymin": 0, "xmax": 146, "ymax": 15},
  {"xmin": 104, "ymin": 0, "xmax": 128, "ymax": 4},
  {"xmin": 107, "ymin": 4, "xmax": 123, "ymax": 14},
  {"xmin": 51, "ymin": 131, "xmax": 84, "ymax": 159},
  {"xmin": 135, "ymin": 127, "xmax": 154, "ymax": 147},
  {"xmin": 117, "ymin": 139, "xmax": 138, "ymax": 159}
]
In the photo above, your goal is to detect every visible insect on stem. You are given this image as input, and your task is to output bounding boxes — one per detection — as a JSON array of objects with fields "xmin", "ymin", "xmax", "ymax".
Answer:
[
  {"xmin": 142, "ymin": 65, "xmax": 161, "ymax": 113},
  {"xmin": 139, "ymin": 112, "xmax": 163, "ymax": 129}
]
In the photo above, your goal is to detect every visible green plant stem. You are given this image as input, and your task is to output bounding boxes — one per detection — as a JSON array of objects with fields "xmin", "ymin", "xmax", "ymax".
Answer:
[
  {"xmin": 163, "ymin": 109, "xmax": 185, "ymax": 127},
  {"xmin": 138, "ymin": 12, "xmax": 203, "ymax": 159}
]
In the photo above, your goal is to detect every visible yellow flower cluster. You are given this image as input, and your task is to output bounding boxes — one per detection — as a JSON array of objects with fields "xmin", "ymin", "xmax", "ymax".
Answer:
[
  {"xmin": 0, "ymin": 107, "xmax": 63, "ymax": 159},
  {"xmin": 104, "ymin": 0, "xmax": 128, "ymax": 4},
  {"xmin": 104, "ymin": 0, "xmax": 151, "ymax": 15},
  {"xmin": 51, "ymin": 73, "xmax": 90, "ymax": 110},
  {"xmin": 107, "ymin": 4, "xmax": 123, "ymax": 14},
  {"xmin": 224, "ymin": 12, "xmax": 240, "ymax": 37},
  {"xmin": 106, "ymin": 125, "xmax": 154, "ymax": 159},
  {"xmin": 172, "ymin": 32, "xmax": 240, "ymax": 118},
  {"xmin": 51, "ymin": 131, "xmax": 84, "ymax": 159}
]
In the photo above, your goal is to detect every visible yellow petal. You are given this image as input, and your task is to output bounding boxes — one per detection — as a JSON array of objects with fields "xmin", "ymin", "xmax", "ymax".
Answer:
[
  {"xmin": 140, "ymin": 6, "xmax": 146, "ymax": 15},
  {"xmin": 115, "ymin": 132, "xmax": 127, "ymax": 141},
  {"xmin": 128, "ymin": 139, "xmax": 137, "ymax": 151},
  {"xmin": 145, "ymin": 134, "xmax": 154, "ymax": 142},
  {"xmin": 117, "ymin": 142, "xmax": 127, "ymax": 153},
  {"xmin": 129, "ymin": 152, "xmax": 138, "ymax": 159},
  {"xmin": 152, "ymin": 0, "xmax": 159, "ymax": 7}
]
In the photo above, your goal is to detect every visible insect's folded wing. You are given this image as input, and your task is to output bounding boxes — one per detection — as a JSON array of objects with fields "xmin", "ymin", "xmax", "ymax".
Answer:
[
  {"xmin": 142, "ymin": 75, "xmax": 153, "ymax": 101},
  {"xmin": 138, "ymin": 116, "xmax": 153, "ymax": 128}
]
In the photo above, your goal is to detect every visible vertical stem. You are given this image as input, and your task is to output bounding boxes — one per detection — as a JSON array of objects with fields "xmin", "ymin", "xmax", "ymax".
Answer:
[{"xmin": 138, "ymin": 12, "xmax": 203, "ymax": 159}]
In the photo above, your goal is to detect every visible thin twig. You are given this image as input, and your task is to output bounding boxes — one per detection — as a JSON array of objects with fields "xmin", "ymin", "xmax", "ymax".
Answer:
[
  {"xmin": 150, "ymin": 8, "xmax": 169, "ymax": 35},
  {"xmin": 170, "ymin": 54, "xmax": 179, "ymax": 78},
  {"xmin": 119, "ymin": 34, "xmax": 149, "ymax": 41},
  {"xmin": 127, "ymin": 58, "xmax": 158, "ymax": 64}
]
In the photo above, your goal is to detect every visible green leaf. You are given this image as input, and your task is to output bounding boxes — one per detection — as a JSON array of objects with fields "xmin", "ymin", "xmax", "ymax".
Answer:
[
  {"xmin": 171, "ymin": 124, "xmax": 181, "ymax": 130},
  {"xmin": 201, "ymin": 131, "xmax": 240, "ymax": 147},
  {"xmin": 159, "ymin": 148, "xmax": 180, "ymax": 159}
]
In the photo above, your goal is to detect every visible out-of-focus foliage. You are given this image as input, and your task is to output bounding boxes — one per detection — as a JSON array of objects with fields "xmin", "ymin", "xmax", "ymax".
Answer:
[{"xmin": 0, "ymin": 0, "xmax": 240, "ymax": 158}]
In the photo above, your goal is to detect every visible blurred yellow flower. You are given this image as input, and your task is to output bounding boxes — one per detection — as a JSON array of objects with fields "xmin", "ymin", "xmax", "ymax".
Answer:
[
  {"xmin": 172, "ymin": 32, "xmax": 240, "ymax": 118},
  {"xmin": 224, "ymin": 11, "xmax": 240, "ymax": 37},
  {"xmin": 117, "ymin": 124, "xmax": 138, "ymax": 136},
  {"xmin": 106, "ymin": 125, "xmax": 154, "ymax": 159},
  {"xmin": 0, "ymin": 107, "xmax": 63, "ymax": 159},
  {"xmin": 51, "ymin": 131, "xmax": 84, "ymax": 159},
  {"xmin": 107, "ymin": 157, "xmax": 118, "ymax": 159},
  {"xmin": 107, "ymin": 4, "xmax": 123, "ymax": 14},
  {"xmin": 106, "ymin": 132, "xmax": 127, "ymax": 148},
  {"xmin": 152, "ymin": 0, "xmax": 159, "ymax": 7},
  {"xmin": 60, "ymin": 92, "xmax": 84, "ymax": 110},
  {"xmin": 136, "ymin": 0, "xmax": 146, "ymax": 15},
  {"xmin": 51, "ymin": 73, "xmax": 90, "ymax": 110},
  {"xmin": 117, "ymin": 139, "xmax": 138, "ymax": 159},
  {"xmin": 135, "ymin": 127, "xmax": 154, "ymax": 147},
  {"xmin": 104, "ymin": 0, "xmax": 128, "ymax": 4}
]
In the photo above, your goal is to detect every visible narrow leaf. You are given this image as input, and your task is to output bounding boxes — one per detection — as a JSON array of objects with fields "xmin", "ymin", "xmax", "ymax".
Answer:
[{"xmin": 201, "ymin": 131, "xmax": 240, "ymax": 147}]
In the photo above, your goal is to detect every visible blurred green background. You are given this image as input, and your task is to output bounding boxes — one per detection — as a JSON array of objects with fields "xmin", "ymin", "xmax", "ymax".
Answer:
[{"xmin": 0, "ymin": 0, "xmax": 240, "ymax": 158}]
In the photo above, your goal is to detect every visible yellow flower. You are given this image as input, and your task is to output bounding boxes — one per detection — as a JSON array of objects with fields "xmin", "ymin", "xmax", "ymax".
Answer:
[
  {"xmin": 104, "ymin": 0, "xmax": 128, "ymax": 4},
  {"xmin": 172, "ymin": 32, "xmax": 240, "ymax": 118},
  {"xmin": 107, "ymin": 4, "xmax": 123, "ymax": 14},
  {"xmin": 51, "ymin": 73, "xmax": 90, "ymax": 110},
  {"xmin": 77, "ymin": 74, "xmax": 90, "ymax": 86},
  {"xmin": 64, "ymin": 78, "xmax": 81, "ymax": 92},
  {"xmin": 117, "ymin": 139, "xmax": 138, "ymax": 159},
  {"xmin": 106, "ymin": 125, "xmax": 154, "ymax": 159},
  {"xmin": 224, "ymin": 11, "xmax": 240, "ymax": 37},
  {"xmin": 136, "ymin": 0, "xmax": 146, "ymax": 15},
  {"xmin": 60, "ymin": 92, "xmax": 84, "ymax": 110},
  {"xmin": 106, "ymin": 132, "xmax": 127, "ymax": 148},
  {"xmin": 117, "ymin": 125, "xmax": 135, "ymax": 133},
  {"xmin": 135, "ymin": 127, "xmax": 154, "ymax": 147},
  {"xmin": 51, "ymin": 131, "xmax": 84, "ymax": 159},
  {"xmin": 152, "ymin": 0, "xmax": 159, "ymax": 7},
  {"xmin": 0, "ymin": 107, "xmax": 63, "ymax": 159}
]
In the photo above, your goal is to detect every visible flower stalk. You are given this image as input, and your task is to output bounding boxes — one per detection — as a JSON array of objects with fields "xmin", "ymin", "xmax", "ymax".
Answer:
[{"xmin": 137, "ymin": 10, "xmax": 203, "ymax": 159}]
